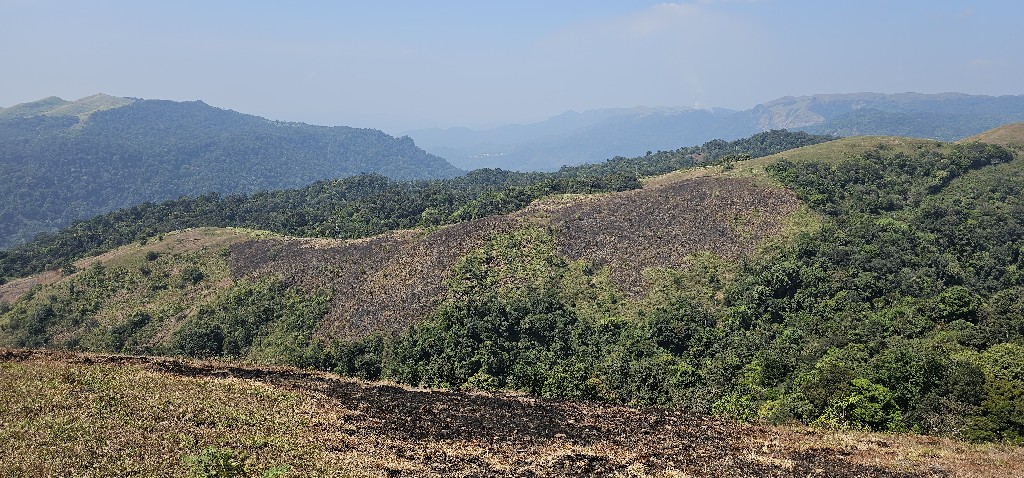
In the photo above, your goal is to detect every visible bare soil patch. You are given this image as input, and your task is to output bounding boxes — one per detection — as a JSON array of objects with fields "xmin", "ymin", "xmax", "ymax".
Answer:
[
  {"xmin": 0, "ymin": 269, "xmax": 61, "ymax": 304},
  {"xmin": 228, "ymin": 176, "xmax": 798, "ymax": 340}
]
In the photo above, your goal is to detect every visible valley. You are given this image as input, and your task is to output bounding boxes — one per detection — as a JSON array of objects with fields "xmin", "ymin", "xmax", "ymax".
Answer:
[{"xmin": 407, "ymin": 93, "xmax": 1024, "ymax": 171}]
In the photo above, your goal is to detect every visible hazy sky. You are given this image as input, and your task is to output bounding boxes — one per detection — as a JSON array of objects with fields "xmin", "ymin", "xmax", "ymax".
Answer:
[{"xmin": 1, "ymin": 0, "xmax": 1021, "ymax": 132}]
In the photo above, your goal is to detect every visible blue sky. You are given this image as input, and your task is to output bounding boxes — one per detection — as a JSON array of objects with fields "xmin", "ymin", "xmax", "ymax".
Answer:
[{"xmin": 1, "ymin": 0, "xmax": 1021, "ymax": 132}]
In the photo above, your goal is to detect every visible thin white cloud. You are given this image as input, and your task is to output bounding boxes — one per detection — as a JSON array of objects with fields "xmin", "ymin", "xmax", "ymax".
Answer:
[
  {"xmin": 527, "ymin": 2, "xmax": 769, "ymax": 111},
  {"xmin": 618, "ymin": 3, "xmax": 704, "ymax": 38}
]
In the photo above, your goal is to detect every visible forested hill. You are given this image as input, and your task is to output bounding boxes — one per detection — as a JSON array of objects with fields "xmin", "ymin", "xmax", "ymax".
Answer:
[
  {"xmin": 3, "ymin": 125, "xmax": 1024, "ymax": 443},
  {"xmin": 0, "ymin": 95, "xmax": 461, "ymax": 248},
  {"xmin": 0, "ymin": 130, "xmax": 832, "ymax": 280}
]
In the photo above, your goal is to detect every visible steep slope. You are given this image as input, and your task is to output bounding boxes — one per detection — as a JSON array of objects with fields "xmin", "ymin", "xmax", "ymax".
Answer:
[{"xmin": 0, "ymin": 95, "xmax": 460, "ymax": 248}]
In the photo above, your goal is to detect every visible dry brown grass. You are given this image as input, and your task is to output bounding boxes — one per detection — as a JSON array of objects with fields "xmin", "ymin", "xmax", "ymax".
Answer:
[
  {"xmin": 227, "ymin": 174, "xmax": 799, "ymax": 340},
  {"xmin": 0, "ymin": 269, "xmax": 61, "ymax": 305},
  {"xmin": 550, "ymin": 176, "xmax": 800, "ymax": 295},
  {"xmin": 764, "ymin": 425, "xmax": 1024, "ymax": 478},
  {"xmin": 4, "ymin": 349, "xmax": 1019, "ymax": 477},
  {"xmin": 961, "ymin": 123, "xmax": 1024, "ymax": 150}
]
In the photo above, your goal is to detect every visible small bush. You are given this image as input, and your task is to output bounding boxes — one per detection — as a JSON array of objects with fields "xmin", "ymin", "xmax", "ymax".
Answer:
[
  {"xmin": 186, "ymin": 446, "xmax": 247, "ymax": 478},
  {"xmin": 815, "ymin": 378, "xmax": 906, "ymax": 432}
]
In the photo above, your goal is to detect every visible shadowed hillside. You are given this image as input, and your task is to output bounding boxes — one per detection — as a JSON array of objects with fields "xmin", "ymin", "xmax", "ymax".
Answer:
[{"xmin": 0, "ymin": 95, "xmax": 460, "ymax": 248}]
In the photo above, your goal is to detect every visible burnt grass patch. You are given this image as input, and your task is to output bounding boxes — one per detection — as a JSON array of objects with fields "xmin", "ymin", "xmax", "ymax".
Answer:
[
  {"xmin": 227, "ymin": 176, "xmax": 800, "ymax": 341},
  {"xmin": 1, "ymin": 348, "xmax": 933, "ymax": 477},
  {"xmin": 550, "ymin": 176, "xmax": 800, "ymax": 294}
]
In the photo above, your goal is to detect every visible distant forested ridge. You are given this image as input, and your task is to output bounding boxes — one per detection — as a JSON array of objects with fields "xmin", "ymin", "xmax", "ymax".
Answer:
[
  {"xmin": 0, "ymin": 95, "xmax": 461, "ymax": 248},
  {"xmin": 0, "ymin": 130, "xmax": 831, "ymax": 280}
]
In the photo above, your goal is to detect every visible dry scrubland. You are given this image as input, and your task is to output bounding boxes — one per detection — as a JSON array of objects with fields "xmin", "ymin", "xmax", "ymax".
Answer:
[
  {"xmin": 229, "ymin": 176, "xmax": 800, "ymax": 340},
  {"xmin": 3, "ymin": 348, "xmax": 1021, "ymax": 478},
  {"xmin": 0, "ymin": 227, "xmax": 265, "ymax": 305}
]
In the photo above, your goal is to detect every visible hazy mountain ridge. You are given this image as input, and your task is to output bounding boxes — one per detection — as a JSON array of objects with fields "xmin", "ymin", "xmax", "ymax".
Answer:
[
  {"xmin": 0, "ymin": 93, "xmax": 134, "ymax": 121},
  {"xmin": 0, "ymin": 95, "xmax": 461, "ymax": 248},
  {"xmin": 410, "ymin": 92, "xmax": 1024, "ymax": 171}
]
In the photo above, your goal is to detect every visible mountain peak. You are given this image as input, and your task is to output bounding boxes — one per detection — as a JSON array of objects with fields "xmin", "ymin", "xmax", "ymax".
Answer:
[
  {"xmin": 47, "ymin": 93, "xmax": 135, "ymax": 120},
  {"xmin": 0, "ymin": 94, "xmax": 133, "ymax": 121},
  {"xmin": 0, "ymin": 96, "xmax": 72, "ymax": 120}
]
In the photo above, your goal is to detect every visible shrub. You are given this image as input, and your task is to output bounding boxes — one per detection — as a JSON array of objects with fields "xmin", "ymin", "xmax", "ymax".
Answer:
[
  {"xmin": 815, "ymin": 378, "xmax": 906, "ymax": 432},
  {"xmin": 186, "ymin": 446, "xmax": 247, "ymax": 478}
]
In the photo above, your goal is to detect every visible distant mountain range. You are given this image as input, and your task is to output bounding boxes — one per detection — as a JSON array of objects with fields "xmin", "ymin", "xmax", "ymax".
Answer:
[
  {"xmin": 406, "ymin": 92, "xmax": 1024, "ymax": 171},
  {"xmin": 0, "ymin": 94, "xmax": 460, "ymax": 248},
  {"xmin": 4, "ymin": 91, "xmax": 1023, "ymax": 248}
]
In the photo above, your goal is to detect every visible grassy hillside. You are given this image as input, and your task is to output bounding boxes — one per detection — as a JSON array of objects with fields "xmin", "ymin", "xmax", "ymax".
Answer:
[
  {"xmin": 3, "ymin": 126, "xmax": 1024, "ymax": 444},
  {"xmin": 0, "ymin": 95, "xmax": 460, "ymax": 248},
  {"xmin": 0, "ymin": 130, "xmax": 829, "ymax": 281},
  {"xmin": 3, "ymin": 348, "xmax": 1020, "ymax": 477},
  {"xmin": 0, "ymin": 93, "xmax": 135, "ymax": 121},
  {"xmin": 0, "ymin": 170, "xmax": 800, "ymax": 352},
  {"xmin": 229, "ymin": 174, "xmax": 802, "ymax": 340},
  {"xmin": 962, "ymin": 122, "xmax": 1024, "ymax": 149},
  {"xmin": 0, "ymin": 96, "xmax": 75, "ymax": 119}
]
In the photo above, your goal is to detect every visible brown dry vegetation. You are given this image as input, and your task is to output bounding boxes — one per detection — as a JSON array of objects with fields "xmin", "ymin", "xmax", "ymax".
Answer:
[
  {"xmin": 0, "ymin": 269, "xmax": 61, "ymax": 305},
  {"xmin": 2, "ymin": 348, "xmax": 1020, "ymax": 478},
  {"xmin": 962, "ymin": 123, "xmax": 1024, "ymax": 150},
  {"xmin": 550, "ymin": 177, "xmax": 800, "ymax": 294},
  {"xmin": 228, "ymin": 176, "xmax": 799, "ymax": 340}
]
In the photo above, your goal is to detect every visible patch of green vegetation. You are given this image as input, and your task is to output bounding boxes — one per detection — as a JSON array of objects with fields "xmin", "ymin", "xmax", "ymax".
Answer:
[
  {"xmin": 0, "ymin": 232, "xmax": 330, "ymax": 365},
  {"xmin": 0, "ymin": 360, "xmax": 351, "ymax": 477},
  {"xmin": 327, "ymin": 227, "xmax": 735, "ymax": 406},
  {"xmin": 172, "ymin": 278, "xmax": 330, "ymax": 366}
]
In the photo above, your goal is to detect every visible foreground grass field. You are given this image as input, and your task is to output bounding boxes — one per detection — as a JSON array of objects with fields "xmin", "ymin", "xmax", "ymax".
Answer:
[{"xmin": 2, "ymin": 348, "xmax": 1021, "ymax": 477}]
